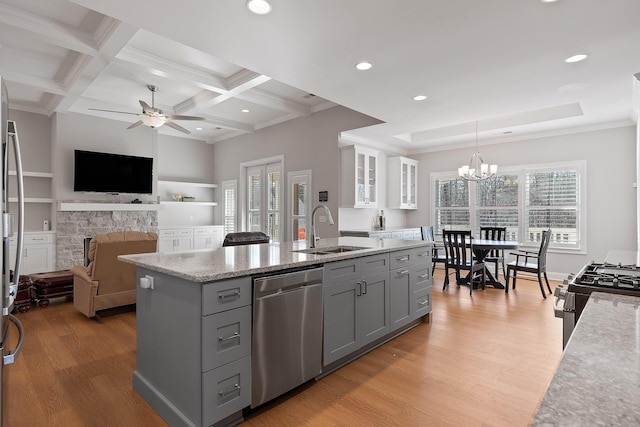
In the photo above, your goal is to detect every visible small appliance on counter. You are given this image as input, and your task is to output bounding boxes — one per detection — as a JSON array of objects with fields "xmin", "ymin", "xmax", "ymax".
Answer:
[{"xmin": 554, "ymin": 250, "xmax": 640, "ymax": 348}]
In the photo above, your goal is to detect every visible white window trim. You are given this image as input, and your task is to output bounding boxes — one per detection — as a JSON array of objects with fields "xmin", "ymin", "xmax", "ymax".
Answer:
[{"xmin": 430, "ymin": 160, "xmax": 587, "ymax": 254}]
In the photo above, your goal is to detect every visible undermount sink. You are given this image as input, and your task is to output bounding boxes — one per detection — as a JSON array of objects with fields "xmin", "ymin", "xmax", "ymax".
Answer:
[{"xmin": 293, "ymin": 246, "xmax": 368, "ymax": 255}]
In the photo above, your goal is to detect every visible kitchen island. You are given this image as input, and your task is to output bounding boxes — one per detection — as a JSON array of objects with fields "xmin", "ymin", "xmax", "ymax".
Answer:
[
  {"xmin": 532, "ymin": 292, "xmax": 640, "ymax": 425},
  {"xmin": 120, "ymin": 237, "xmax": 432, "ymax": 427}
]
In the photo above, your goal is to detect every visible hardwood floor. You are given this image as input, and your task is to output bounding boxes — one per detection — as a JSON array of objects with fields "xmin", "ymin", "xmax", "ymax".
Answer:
[{"xmin": 6, "ymin": 270, "xmax": 563, "ymax": 427}]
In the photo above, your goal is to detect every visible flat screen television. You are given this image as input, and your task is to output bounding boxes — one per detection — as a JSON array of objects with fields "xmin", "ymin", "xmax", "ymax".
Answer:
[{"xmin": 73, "ymin": 149, "xmax": 153, "ymax": 194}]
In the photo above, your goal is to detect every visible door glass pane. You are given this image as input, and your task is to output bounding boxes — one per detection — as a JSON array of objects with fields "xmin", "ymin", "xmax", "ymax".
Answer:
[
  {"xmin": 402, "ymin": 162, "xmax": 408, "ymax": 204},
  {"xmin": 410, "ymin": 164, "xmax": 416, "ymax": 204},
  {"xmin": 357, "ymin": 153, "xmax": 365, "ymax": 202},
  {"xmin": 248, "ymin": 172, "xmax": 261, "ymax": 232},
  {"xmin": 368, "ymin": 155, "xmax": 376, "ymax": 203}
]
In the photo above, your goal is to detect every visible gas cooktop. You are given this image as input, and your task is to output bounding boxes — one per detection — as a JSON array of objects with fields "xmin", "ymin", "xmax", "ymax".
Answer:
[{"xmin": 573, "ymin": 262, "xmax": 640, "ymax": 291}]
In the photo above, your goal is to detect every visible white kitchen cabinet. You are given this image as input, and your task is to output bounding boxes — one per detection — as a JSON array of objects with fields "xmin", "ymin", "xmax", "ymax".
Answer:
[
  {"xmin": 193, "ymin": 226, "xmax": 224, "ymax": 250},
  {"xmin": 159, "ymin": 226, "xmax": 224, "ymax": 253},
  {"xmin": 340, "ymin": 145, "xmax": 379, "ymax": 208},
  {"xmin": 158, "ymin": 228, "xmax": 193, "ymax": 253},
  {"xmin": 387, "ymin": 157, "xmax": 418, "ymax": 209},
  {"xmin": 9, "ymin": 232, "xmax": 56, "ymax": 274}
]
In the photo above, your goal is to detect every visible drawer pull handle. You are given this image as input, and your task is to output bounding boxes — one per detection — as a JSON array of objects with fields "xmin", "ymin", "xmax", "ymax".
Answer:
[
  {"xmin": 419, "ymin": 273, "xmax": 429, "ymax": 279},
  {"xmin": 218, "ymin": 384, "xmax": 241, "ymax": 397},
  {"xmin": 417, "ymin": 252, "xmax": 428, "ymax": 257},
  {"xmin": 218, "ymin": 332, "xmax": 240, "ymax": 342},
  {"xmin": 418, "ymin": 299, "xmax": 429, "ymax": 306},
  {"xmin": 397, "ymin": 269, "xmax": 410, "ymax": 276},
  {"xmin": 396, "ymin": 256, "xmax": 409, "ymax": 262},
  {"xmin": 218, "ymin": 290, "xmax": 240, "ymax": 300}
]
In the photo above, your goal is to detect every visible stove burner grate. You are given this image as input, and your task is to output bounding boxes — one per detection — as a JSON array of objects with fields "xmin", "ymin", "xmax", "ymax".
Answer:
[{"xmin": 574, "ymin": 262, "xmax": 640, "ymax": 291}]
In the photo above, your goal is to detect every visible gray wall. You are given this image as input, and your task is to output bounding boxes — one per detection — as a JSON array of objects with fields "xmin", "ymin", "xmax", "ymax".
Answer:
[
  {"xmin": 407, "ymin": 125, "xmax": 637, "ymax": 276},
  {"xmin": 211, "ymin": 105, "xmax": 381, "ymax": 237}
]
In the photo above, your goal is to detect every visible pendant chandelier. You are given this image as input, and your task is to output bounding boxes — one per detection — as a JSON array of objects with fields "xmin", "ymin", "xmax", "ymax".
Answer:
[{"xmin": 458, "ymin": 121, "xmax": 497, "ymax": 181}]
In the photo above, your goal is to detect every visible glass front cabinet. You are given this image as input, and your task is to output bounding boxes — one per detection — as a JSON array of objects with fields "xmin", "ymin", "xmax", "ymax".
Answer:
[
  {"xmin": 388, "ymin": 156, "xmax": 418, "ymax": 209},
  {"xmin": 340, "ymin": 145, "xmax": 379, "ymax": 208}
]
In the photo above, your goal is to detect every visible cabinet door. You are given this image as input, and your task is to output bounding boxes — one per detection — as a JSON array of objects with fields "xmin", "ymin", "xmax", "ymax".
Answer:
[
  {"xmin": 358, "ymin": 271, "xmax": 389, "ymax": 346},
  {"xmin": 389, "ymin": 266, "xmax": 413, "ymax": 331},
  {"xmin": 323, "ymin": 280, "xmax": 358, "ymax": 366},
  {"xmin": 21, "ymin": 244, "xmax": 52, "ymax": 274},
  {"xmin": 175, "ymin": 237, "xmax": 193, "ymax": 252},
  {"xmin": 158, "ymin": 237, "xmax": 176, "ymax": 253}
]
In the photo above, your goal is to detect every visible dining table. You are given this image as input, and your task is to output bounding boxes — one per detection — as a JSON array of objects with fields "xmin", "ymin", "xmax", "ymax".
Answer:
[{"xmin": 469, "ymin": 239, "xmax": 520, "ymax": 289}]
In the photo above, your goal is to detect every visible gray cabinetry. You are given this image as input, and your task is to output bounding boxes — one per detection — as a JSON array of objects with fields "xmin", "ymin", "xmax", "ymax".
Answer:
[
  {"xmin": 133, "ymin": 270, "xmax": 251, "ymax": 427},
  {"xmin": 323, "ymin": 253, "xmax": 390, "ymax": 365},
  {"xmin": 389, "ymin": 247, "xmax": 433, "ymax": 331}
]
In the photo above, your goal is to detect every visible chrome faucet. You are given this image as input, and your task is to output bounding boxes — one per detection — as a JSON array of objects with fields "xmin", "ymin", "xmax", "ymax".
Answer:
[{"xmin": 310, "ymin": 204, "xmax": 335, "ymax": 248}]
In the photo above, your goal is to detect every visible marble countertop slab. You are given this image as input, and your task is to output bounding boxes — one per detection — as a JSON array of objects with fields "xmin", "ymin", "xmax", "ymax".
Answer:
[
  {"xmin": 532, "ymin": 292, "xmax": 640, "ymax": 426},
  {"xmin": 119, "ymin": 236, "xmax": 430, "ymax": 283}
]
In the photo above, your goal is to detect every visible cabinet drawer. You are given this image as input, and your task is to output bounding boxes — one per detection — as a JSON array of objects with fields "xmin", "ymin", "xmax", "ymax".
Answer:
[
  {"xmin": 415, "ymin": 246, "xmax": 432, "ymax": 263},
  {"xmin": 10, "ymin": 233, "xmax": 54, "ymax": 245},
  {"xmin": 360, "ymin": 253, "xmax": 389, "ymax": 276},
  {"xmin": 202, "ymin": 306, "xmax": 251, "ymax": 372},
  {"xmin": 324, "ymin": 258, "xmax": 361, "ymax": 283},
  {"xmin": 194, "ymin": 227, "xmax": 216, "ymax": 236},
  {"xmin": 414, "ymin": 263, "xmax": 431, "ymax": 292},
  {"xmin": 390, "ymin": 249, "xmax": 416, "ymax": 270},
  {"xmin": 402, "ymin": 230, "xmax": 415, "ymax": 240},
  {"xmin": 202, "ymin": 277, "xmax": 252, "ymax": 315},
  {"xmin": 413, "ymin": 287, "xmax": 432, "ymax": 318},
  {"xmin": 159, "ymin": 228, "xmax": 193, "ymax": 238},
  {"xmin": 412, "ymin": 229, "xmax": 422, "ymax": 240},
  {"xmin": 202, "ymin": 356, "xmax": 251, "ymax": 426}
]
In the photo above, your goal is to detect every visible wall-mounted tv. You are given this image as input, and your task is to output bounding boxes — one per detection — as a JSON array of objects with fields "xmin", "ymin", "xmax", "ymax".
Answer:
[{"xmin": 73, "ymin": 149, "xmax": 153, "ymax": 194}]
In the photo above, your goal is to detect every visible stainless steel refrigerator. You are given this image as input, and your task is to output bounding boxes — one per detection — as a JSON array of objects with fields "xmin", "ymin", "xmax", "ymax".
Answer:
[{"xmin": 0, "ymin": 75, "xmax": 25, "ymax": 426}]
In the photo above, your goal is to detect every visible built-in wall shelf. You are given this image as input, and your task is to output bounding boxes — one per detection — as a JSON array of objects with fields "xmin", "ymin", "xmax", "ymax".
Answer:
[
  {"xmin": 159, "ymin": 201, "xmax": 218, "ymax": 206},
  {"xmin": 157, "ymin": 180, "xmax": 218, "ymax": 189},
  {"xmin": 9, "ymin": 170, "xmax": 53, "ymax": 178},
  {"xmin": 9, "ymin": 197, "xmax": 54, "ymax": 203},
  {"xmin": 57, "ymin": 202, "xmax": 164, "ymax": 212}
]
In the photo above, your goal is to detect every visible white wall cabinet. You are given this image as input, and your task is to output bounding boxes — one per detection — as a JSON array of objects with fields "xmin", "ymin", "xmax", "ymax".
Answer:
[
  {"xmin": 387, "ymin": 157, "xmax": 418, "ymax": 209},
  {"xmin": 9, "ymin": 232, "xmax": 56, "ymax": 274},
  {"xmin": 340, "ymin": 146, "xmax": 379, "ymax": 208}
]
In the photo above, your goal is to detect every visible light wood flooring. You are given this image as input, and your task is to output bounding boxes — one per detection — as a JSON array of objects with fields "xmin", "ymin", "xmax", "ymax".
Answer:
[{"xmin": 6, "ymin": 270, "xmax": 563, "ymax": 427}]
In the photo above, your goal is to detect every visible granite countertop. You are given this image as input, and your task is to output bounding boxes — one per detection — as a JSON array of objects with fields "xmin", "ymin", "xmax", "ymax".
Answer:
[
  {"xmin": 119, "ymin": 236, "xmax": 430, "ymax": 283},
  {"xmin": 533, "ymin": 292, "xmax": 640, "ymax": 426}
]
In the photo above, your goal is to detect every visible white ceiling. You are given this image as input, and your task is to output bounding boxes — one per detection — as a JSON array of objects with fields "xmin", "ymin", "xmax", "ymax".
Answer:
[{"xmin": 2, "ymin": 0, "xmax": 639, "ymax": 154}]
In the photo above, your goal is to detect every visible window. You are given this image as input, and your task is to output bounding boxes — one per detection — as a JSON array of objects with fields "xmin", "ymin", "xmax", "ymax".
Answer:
[
  {"xmin": 222, "ymin": 180, "xmax": 237, "ymax": 235},
  {"xmin": 432, "ymin": 161, "xmax": 585, "ymax": 251},
  {"xmin": 288, "ymin": 170, "xmax": 312, "ymax": 242}
]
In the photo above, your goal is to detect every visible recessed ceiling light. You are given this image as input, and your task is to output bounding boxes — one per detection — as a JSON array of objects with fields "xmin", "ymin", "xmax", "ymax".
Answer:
[
  {"xmin": 540, "ymin": 0, "xmax": 559, "ymax": 3},
  {"xmin": 565, "ymin": 53, "xmax": 588, "ymax": 63},
  {"xmin": 241, "ymin": 109, "xmax": 250, "ymax": 113},
  {"xmin": 195, "ymin": 127, "xmax": 203, "ymax": 131},
  {"xmin": 413, "ymin": 95, "xmax": 427, "ymax": 101},
  {"xmin": 355, "ymin": 62, "xmax": 372, "ymax": 71},
  {"xmin": 246, "ymin": 0, "xmax": 272, "ymax": 15}
]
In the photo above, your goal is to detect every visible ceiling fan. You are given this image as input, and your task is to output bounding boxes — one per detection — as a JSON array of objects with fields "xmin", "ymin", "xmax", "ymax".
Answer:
[{"xmin": 89, "ymin": 85, "xmax": 204, "ymax": 134}]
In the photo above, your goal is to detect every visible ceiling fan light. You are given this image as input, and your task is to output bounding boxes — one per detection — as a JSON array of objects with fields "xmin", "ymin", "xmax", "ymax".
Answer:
[
  {"xmin": 140, "ymin": 115, "xmax": 166, "ymax": 128},
  {"xmin": 247, "ymin": 0, "xmax": 272, "ymax": 15}
]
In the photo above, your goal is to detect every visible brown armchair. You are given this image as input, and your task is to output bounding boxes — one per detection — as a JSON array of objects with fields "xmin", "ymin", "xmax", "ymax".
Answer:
[{"xmin": 71, "ymin": 231, "xmax": 158, "ymax": 318}]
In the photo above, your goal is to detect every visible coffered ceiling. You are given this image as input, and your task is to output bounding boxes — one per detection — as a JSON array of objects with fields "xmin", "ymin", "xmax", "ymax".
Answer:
[{"xmin": 2, "ymin": 0, "xmax": 639, "ymax": 153}]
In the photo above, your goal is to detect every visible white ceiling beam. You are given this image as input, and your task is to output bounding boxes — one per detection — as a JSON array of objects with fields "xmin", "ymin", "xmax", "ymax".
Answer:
[
  {"xmin": 52, "ymin": 19, "xmax": 139, "ymax": 114},
  {"xmin": 0, "ymin": 3, "xmax": 97, "ymax": 56},
  {"xmin": 198, "ymin": 114, "xmax": 255, "ymax": 133},
  {"xmin": 115, "ymin": 46, "xmax": 229, "ymax": 93},
  {"xmin": 0, "ymin": 69, "xmax": 66, "ymax": 96},
  {"xmin": 235, "ymin": 88, "xmax": 311, "ymax": 116}
]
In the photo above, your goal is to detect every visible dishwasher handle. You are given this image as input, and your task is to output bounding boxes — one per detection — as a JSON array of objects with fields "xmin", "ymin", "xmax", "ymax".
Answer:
[{"xmin": 254, "ymin": 267, "xmax": 324, "ymax": 299}]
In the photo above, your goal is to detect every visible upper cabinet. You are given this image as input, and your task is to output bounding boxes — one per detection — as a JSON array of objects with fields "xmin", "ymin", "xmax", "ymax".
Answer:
[
  {"xmin": 388, "ymin": 157, "xmax": 418, "ymax": 209},
  {"xmin": 341, "ymin": 146, "xmax": 379, "ymax": 208}
]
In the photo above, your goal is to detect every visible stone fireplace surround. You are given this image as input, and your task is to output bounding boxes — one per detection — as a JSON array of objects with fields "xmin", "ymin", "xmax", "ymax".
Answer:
[{"xmin": 56, "ymin": 204, "xmax": 158, "ymax": 270}]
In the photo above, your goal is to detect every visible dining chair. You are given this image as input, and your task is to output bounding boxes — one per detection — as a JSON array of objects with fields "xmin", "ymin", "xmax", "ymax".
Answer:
[
  {"xmin": 421, "ymin": 226, "xmax": 447, "ymax": 276},
  {"xmin": 442, "ymin": 230, "xmax": 485, "ymax": 296},
  {"xmin": 479, "ymin": 226, "xmax": 507, "ymax": 280},
  {"xmin": 505, "ymin": 228, "xmax": 553, "ymax": 299}
]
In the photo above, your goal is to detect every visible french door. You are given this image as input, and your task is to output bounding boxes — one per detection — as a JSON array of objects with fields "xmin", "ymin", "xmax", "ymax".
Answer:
[{"xmin": 246, "ymin": 161, "xmax": 282, "ymax": 242}]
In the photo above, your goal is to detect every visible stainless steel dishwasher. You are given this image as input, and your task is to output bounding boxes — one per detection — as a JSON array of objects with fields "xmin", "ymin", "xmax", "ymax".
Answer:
[{"xmin": 252, "ymin": 267, "xmax": 324, "ymax": 408}]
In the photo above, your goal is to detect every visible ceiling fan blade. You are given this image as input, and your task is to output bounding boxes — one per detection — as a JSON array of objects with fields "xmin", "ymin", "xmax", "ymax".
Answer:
[
  {"xmin": 167, "ymin": 115, "xmax": 205, "ymax": 121},
  {"xmin": 89, "ymin": 108, "xmax": 138, "ymax": 116},
  {"xmin": 164, "ymin": 120, "xmax": 191, "ymax": 134},
  {"xmin": 127, "ymin": 120, "xmax": 144, "ymax": 129},
  {"xmin": 139, "ymin": 100, "xmax": 155, "ymax": 113}
]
